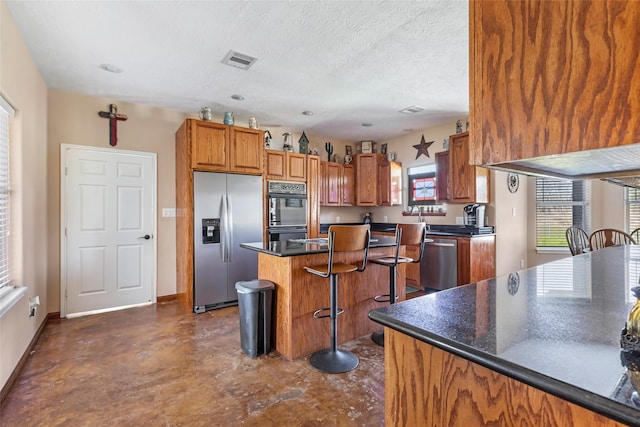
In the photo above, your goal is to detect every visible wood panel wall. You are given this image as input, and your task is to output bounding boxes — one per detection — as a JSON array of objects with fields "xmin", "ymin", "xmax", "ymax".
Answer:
[{"xmin": 385, "ymin": 330, "xmax": 626, "ymax": 427}]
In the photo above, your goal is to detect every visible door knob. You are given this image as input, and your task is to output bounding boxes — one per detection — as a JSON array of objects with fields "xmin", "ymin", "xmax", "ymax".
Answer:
[{"xmin": 138, "ymin": 234, "xmax": 152, "ymax": 240}]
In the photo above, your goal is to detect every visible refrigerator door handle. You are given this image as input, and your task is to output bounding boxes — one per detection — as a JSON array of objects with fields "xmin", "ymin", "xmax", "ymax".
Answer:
[
  {"xmin": 227, "ymin": 194, "xmax": 234, "ymax": 263},
  {"xmin": 221, "ymin": 194, "xmax": 229, "ymax": 262}
]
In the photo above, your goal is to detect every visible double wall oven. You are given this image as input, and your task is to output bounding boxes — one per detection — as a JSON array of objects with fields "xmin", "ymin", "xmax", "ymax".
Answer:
[{"xmin": 267, "ymin": 181, "xmax": 307, "ymax": 242}]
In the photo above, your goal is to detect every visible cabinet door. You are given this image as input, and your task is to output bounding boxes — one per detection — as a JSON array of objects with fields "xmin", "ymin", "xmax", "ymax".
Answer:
[
  {"xmin": 319, "ymin": 161, "xmax": 327, "ymax": 206},
  {"xmin": 470, "ymin": 0, "xmax": 640, "ymax": 166},
  {"xmin": 265, "ymin": 150, "xmax": 286, "ymax": 180},
  {"xmin": 390, "ymin": 162, "xmax": 402, "ymax": 206},
  {"xmin": 307, "ymin": 155, "xmax": 320, "ymax": 238},
  {"xmin": 191, "ymin": 121, "xmax": 228, "ymax": 171},
  {"xmin": 341, "ymin": 164, "xmax": 354, "ymax": 206},
  {"xmin": 326, "ymin": 162, "xmax": 341, "ymax": 206},
  {"xmin": 286, "ymin": 153, "xmax": 307, "ymax": 182},
  {"xmin": 435, "ymin": 151, "xmax": 450, "ymax": 202},
  {"xmin": 450, "ymin": 133, "xmax": 474, "ymax": 203},
  {"xmin": 229, "ymin": 127, "xmax": 263, "ymax": 174},
  {"xmin": 356, "ymin": 154, "xmax": 379, "ymax": 206},
  {"xmin": 378, "ymin": 159, "xmax": 391, "ymax": 206}
]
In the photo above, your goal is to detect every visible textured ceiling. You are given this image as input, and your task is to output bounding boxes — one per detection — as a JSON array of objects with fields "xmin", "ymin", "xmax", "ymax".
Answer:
[{"xmin": 6, "ymin": 0, "xmax": 469, "ymax": 141}]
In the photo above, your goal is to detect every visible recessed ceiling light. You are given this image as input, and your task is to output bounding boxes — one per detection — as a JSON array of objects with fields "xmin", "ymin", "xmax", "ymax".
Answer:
[
  {"xmin": 231, "ymin": 94, "xmax": 245, "ymax": 100},
  {"xmin": 302, "ymin": 111, "xmax": 314, "ymax": 116},
  {"xmin": 362, "ymin": 123, "xmax": 373, "ymax": 127},
  {"xmin": 399, "ymin": 105, "xmax": 425, "ymax": 114},
  {"xmin": 99, "ymin": 64, "xmax": 122, "ymax": 73}
]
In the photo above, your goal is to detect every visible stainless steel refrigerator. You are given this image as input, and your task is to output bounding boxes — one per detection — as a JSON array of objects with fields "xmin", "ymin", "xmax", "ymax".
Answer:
[{"xmin": 193, "ymin": 171, "xmax": 262, "ymax": 313}]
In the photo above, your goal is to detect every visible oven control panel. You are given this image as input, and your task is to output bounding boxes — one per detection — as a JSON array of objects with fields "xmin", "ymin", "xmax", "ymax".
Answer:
[{"xmin": 268, "ymin": 181, "xmax": 306, "ymax": 195}]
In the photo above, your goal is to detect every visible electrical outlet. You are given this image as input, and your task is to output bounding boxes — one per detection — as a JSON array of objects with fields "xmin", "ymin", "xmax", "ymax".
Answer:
[
  {"xmin": 456, "ymin": 216, "xmax": 463, "ymax": 225},
  {"xmin": 336, "ymin": 216, "xmax": 340, "ymax": 223},
  {"xmin": 520, "ymin": 259, "xmax": 525, "ymax": 268},
  {"xmin": 383, "ymin": 216, "xmax": 388, "ymax": 222},
  {"xmin": 512, "ymin": 207, "xmax": 517, "ymax": 217}
]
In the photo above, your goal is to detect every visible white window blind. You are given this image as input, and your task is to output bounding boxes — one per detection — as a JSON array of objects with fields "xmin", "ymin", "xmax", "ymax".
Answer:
[
  {"xmin": 0, "ymin": 98, "xmax": 13, "ymax": 291},
  {"xmin": 625, "ymin": 187, "xmax": 640, "ymax": 234},
  {"xmin": 536, "ymin": 178, "xmax": 590, "ymax": 248}
]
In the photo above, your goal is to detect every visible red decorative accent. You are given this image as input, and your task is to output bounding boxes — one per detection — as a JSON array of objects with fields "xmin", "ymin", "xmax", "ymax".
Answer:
[{"xmin": 98, "ymin": 104, "xmax": 128, "ymax": 146}]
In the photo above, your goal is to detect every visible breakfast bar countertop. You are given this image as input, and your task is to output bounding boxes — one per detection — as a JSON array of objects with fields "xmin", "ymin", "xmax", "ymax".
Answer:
[
  {"xmin": 369, "ymin": 245, "xmax": 640, "ymax": 426},
  {"xmin": 240, "ymin": 235, "xmax": 396, "ymax": 257}
]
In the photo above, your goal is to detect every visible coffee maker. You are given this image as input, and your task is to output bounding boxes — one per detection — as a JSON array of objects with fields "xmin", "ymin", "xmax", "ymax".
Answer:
[{"xmin": 463, "ymin": 204, "xmax": 485, "ymax": 227}]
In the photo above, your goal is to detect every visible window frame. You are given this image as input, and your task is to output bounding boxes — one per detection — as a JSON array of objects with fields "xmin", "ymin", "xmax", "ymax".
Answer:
[{"xmin": 535, "ymin": 177, "xmax": 590, "ymax": 252}]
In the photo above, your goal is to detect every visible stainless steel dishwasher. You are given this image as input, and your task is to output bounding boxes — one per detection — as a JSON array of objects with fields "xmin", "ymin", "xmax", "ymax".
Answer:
[{"xmin": 421, "ymin": 238, "xmax": 457, "ymax": 291}]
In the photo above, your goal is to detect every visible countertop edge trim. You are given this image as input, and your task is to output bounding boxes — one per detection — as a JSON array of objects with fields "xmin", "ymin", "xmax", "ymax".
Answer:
[{"xmin": 368, "ymin": 310, "xmax": 640, "ymax": 427}]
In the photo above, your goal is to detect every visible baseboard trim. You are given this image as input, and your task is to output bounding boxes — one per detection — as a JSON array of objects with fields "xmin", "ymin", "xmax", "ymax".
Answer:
[
  {"xmin": 0, "ymin": 313, "xmax": 49, "ymax": 407},
  {"xmin": 48, "ymin": 311, "xmax": 61, "ymax": 320},
  {"xmin": 157, "ymin": 294, "xmax": 177, "ymax": 303}
]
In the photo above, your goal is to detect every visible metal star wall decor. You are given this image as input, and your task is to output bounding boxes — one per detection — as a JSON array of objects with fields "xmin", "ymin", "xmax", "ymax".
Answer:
[{"xmin": 413, "ymin": 134, "xmax": 434, "ymax": 159}]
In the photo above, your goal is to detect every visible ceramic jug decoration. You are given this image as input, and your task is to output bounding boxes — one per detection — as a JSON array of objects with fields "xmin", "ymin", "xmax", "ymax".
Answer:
[
  {"xmin": 627, "ymin": 286, "xmax": 640, "ymax": 337},
  {"xmin": 199, "ymin": 106, "xmax": 213, "ymax": 121},
  {"xmin": 223, "ymin": 112, "xmax": 234, "ymax": 125}
]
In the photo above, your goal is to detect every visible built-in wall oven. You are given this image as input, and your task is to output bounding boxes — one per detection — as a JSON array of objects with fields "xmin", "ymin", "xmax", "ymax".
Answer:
[{"xmin": 267, "ymin": 181, "xmax": 307, "ymax": 242}]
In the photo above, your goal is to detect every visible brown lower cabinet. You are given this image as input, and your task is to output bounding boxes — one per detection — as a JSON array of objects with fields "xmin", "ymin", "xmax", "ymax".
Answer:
[{"xmin": 454, "ymin": 235, "xmax": 495, "ymax": 286}]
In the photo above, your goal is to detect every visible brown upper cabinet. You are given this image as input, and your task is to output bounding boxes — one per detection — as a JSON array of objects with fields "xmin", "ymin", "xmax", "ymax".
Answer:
[
  {"xmin": 437, "ymin": 132, "xmax": 490, "ymax": 204},
  {"xmin": 355, "ymin": 154, "xmax": 402, "ymax": 206},
  {"xmin": 264, "ymin": 150, "xmax": 307, "ymax": 182},
  {"xmin": 320, "ymin": 161, "xmax": 353, "ymax": 207},
  {"xmin": 182, "ymin": 119, "xmax": 263, "ymax": 175},
  {"xmin": 435, "ymin": 151, "xmax": 450, "ymax": 202},
  {"xmin": 469, "ymin": 0, "xmax": 640, "ymax": 166}
]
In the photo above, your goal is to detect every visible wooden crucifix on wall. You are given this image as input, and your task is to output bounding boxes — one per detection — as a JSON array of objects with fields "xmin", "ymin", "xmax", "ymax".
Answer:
[{"xmin": 98, "ymin": 104, "xmax": 128, "ymax": 146}]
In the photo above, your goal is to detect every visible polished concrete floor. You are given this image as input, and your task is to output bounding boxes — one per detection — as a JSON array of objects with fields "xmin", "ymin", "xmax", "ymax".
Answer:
[{"xmin": 1, "ymin": 300, "xmax": 393, "ymax": 426}]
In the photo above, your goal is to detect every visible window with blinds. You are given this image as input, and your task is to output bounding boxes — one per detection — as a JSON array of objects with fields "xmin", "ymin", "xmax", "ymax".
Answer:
[
  {"xmin": 536, "ymin": 178, "xmax": 590, "ymax": 248},
  {"xmin": 0, "ymin": 99, "xmax": 12, "ymax": 293},
  {"xmin": 625, "ymin": 187, "xmax": 640, "ymax": 234}
]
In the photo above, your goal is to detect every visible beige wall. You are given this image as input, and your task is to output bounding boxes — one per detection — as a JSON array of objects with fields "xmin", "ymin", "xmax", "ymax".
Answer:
[
  {"xmin": 0, "ymin": 0, "xmax": 49, "ymax": 389},
  {"xmin": 47, "ymin": 90, "xmax": 193, "ymax": 312}
]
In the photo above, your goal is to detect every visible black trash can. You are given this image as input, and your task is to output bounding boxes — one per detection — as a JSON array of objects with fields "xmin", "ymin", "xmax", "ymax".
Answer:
[{"xmin": 235, "ymin": 279, "xmax": 275, "ymax": 358}]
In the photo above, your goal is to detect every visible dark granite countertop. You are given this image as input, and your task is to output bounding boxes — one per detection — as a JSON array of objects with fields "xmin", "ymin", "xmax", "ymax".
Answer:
[
  {"xmin": 369, "ymin": 245, "xmax": 640, "ymax": 426},
  {"xmin": 320, "ymin": 222, "xmax": 495, "ymax": 237},
  {"xmin": 240, "ymin": 234, "xmax": 396, "ymax": 257}
]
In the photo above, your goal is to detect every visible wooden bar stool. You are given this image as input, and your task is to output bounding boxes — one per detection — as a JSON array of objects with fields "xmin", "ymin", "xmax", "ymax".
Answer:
[
  {"xmin": 371, "ymin": 223, "xmax": 426, "ymax": 346},
  {"xmin": 304, "ymin": 224, "xmax": 370, "ymax": 374}
]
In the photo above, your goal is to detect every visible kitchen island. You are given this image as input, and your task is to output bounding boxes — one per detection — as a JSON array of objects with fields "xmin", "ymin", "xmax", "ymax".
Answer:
[
  {"xmin": 241, "ymin": 236, "xmax": 400, "ymax": 360},
  {"xmin": 370, "ymin": 245, "xmax": 640, "ymax": 427}
]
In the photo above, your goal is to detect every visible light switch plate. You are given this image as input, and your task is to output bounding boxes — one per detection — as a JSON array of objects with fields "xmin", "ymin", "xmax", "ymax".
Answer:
[
  {"xmin": 456, "ymin": 216, "xmax": 463, "ymax": 225},
  {"xmin": 162, "ymin": 208, "xmax": 176, "ymax": 218}
]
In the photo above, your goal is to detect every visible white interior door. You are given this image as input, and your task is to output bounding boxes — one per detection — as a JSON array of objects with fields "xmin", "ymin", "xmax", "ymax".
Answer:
[{"xmin": 61, "ymin": 144, "xmax": 156, "ymax": 317}]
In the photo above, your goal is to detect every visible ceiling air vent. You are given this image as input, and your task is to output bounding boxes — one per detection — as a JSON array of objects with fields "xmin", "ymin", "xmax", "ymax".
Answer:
[
  {"xmin": 399, "ymin": 105, "xmax": 426, "ymax": 114},
  {"xmin": 222, "ymin": 50, "xmax": 257, "ymax": 70}
]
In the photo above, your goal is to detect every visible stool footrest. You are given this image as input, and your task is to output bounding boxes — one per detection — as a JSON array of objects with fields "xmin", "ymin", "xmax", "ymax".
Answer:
[
  {"xmin": 374, "ymin": 294, "xmax": 398, "ymax": 303},
  {"xmin": 313, "ymin": 307, "xmax": 344, "ymax": 319}
]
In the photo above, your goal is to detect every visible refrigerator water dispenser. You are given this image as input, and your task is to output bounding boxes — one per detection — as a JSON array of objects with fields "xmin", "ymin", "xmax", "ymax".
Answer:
[{"xmin": 202, "ymin": 218, "xmax": 220, "ymax": 244}]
